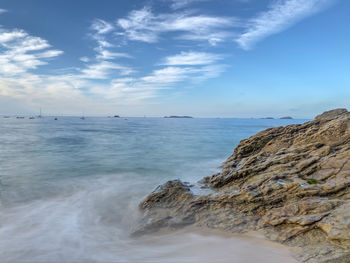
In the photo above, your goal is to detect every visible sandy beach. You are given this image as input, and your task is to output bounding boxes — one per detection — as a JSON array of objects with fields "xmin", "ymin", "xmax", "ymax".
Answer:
[{"xmin": 136, "ymin": 227, "xmax": 300, "ymax": 263}]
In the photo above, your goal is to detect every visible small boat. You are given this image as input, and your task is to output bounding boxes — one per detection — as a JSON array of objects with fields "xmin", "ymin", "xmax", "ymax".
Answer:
[
  {"xmin": 29, "ymin": 117, "xmax": 35, "ymax": 119},
  {"xmin": 54, "ymin": 117, "xmax": 58, "ymax": 120},
  {"xmin": 16, "ymin": 116, "xmax": 25, "ymax": 119},
  {"xmin": 80, "ymin": 116, "xmax": 85, "ymax": 120}
]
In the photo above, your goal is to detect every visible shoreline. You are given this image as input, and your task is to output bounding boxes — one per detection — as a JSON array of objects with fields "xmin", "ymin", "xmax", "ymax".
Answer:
[{"xmin": 136, "ymin": 226, "xmax": 301, "ymax": 263}]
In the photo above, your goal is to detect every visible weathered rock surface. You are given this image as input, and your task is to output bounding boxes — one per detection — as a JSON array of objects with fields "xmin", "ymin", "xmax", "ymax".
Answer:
[{"xmin": 135, "ymin": 109, "xmax": 350, "ymax": 263}]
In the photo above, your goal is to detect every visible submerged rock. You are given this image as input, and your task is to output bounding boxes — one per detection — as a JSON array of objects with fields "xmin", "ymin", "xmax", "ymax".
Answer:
[{"xmin": 135, "ymin": 109, "xmax": 350, "ymax": 263}]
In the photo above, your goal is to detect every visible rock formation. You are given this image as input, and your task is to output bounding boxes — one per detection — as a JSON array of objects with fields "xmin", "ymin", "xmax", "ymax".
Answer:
[{"xmin": 135, "ymin": 109, "xmax": 350, "ymax": 263}]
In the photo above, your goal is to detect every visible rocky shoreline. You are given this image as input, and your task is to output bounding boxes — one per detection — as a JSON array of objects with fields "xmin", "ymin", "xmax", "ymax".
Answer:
[{"xmin": 134, "ymin": 109, "xmax": 350, "ymax": 263}]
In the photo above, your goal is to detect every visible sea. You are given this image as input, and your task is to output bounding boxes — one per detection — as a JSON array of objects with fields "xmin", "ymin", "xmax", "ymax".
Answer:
[{"xmin": 0, "ymin": 116, "xmax": 307, "ymax": 263}]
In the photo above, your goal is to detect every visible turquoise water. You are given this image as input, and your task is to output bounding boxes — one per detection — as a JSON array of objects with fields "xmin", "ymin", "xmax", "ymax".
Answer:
[{"xmin": 0, "ymin": 117, "xmax": 306, "ymax": 262}]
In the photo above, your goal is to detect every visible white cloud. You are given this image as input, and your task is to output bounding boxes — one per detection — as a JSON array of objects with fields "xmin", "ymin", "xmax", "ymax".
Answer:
[
  {"xmin": 0, "ymin": 29, "xmax": 63, "ymax": 75},
  {"xmin": 192, "ymin": 64, "xmax": 228, "ymax": 82},
  {"xmin": 80, "ymin": 56, "xmax": 90, "ymax": 63},
  {"xmin": 161, "ymin": 51, "xmax": 223, "ymax": 66},
  {"xmin": 80, "ymin": 61, "xmax": 134, "ymax": 79},
  {"xmin": 170, "ymin": 0, "xmax": 208, "ymax": 10},
  {"xmin": 0, "ymin": 18, "xmax": 149, "ymax": 111},
  {"xmin": 0, "ymin": 8, "xmax": 231, "ymax": 113},
  {"xmin": 89, "ymin": 19, "xmax": 119, "ymax": 60},
  {"xmin": 179, "ymin": 31, "xmax": 234, "ymax": 46},
  {"xmin": 0, "ymin": 8, "xmax": 7, "ymax": 14},
  {"xmin": 141, "ymin": 64, "xmax": 225, "ymax": 85},
  {"xmin": 95, "ymin": 50, "xmax": 132, "ymax": 60},
  {"xmin": 117, "ymin": 8, "xmax": 238, "ymax": 45},
  {"xmin": 0, "ymin": 30, "xmax": 26, "ymax": 42},
  {"xmin": 36, "ymin": 50, "xmax": 63, "ymax": 58},
  {"xmin": 88, "ymin": 59, "xmax": 227, "ymax": 103},
  {"xmin": 0, "ymin": 73, "xmax": 120, "ymax": 115},
  {"xmin": 142, "ymin": 66, "xmax": 198, "ymax": 84},
  {"xmin": 236, "ymin": 0, "xmax": 334, "ymax": 50},
  {"xmin": 83, "ymin": 19, "xmax": 134, "ymax": 79},
  {"xmin": 90, "ymin": 77, "xmax": 160, "ymax": 101},
  {"xmin": 0, "ymin": 29, "xmax": 50, "ymax": 51},
  {"xmin": 169, "ymin": 0, "xmax": 251, "ymax": 10},
  {"xmin": 90, "ymin": 19, "xmax": 114, "ymax": 34}
]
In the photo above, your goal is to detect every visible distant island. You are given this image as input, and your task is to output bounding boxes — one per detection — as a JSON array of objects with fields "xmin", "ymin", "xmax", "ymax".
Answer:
[
  {"xmin": 164, "ymin": 116, "xmax": 193, "ymax": 118},
  {"xmin": 260, "ymin": 116, "xmax": 293, "ymax": 120}
]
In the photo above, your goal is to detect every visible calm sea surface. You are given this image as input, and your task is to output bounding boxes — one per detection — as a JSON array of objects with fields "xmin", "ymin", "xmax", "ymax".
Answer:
[{"xmin": 0, "ymin": 117, "xmax": 306, "ymax": 262}]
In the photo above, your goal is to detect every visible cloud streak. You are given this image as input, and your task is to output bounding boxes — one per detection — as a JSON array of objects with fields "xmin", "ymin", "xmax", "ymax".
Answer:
[
  {"xmin": 80, "ymin": 61, "xmax": 134, "ymax": 79},
  {"xmin": 160, "ymin": 51, "xmax": 223, "ymax": 66},
  {"xmin": 236, "ymin": 0, "xmax": 334, "ymax": 50},
  {"xmin": 170, "ymin": 0, "xmax": 209, "ymax": 10},
  {"xmin": 117, "ymin": 8, "xmax": 238, "ymax": 46}
]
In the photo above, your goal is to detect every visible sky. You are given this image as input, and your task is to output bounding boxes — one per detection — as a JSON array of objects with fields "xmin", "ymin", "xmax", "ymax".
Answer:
[{"xmin": 0, "ymin": 0, "xmax": 349, "ymax": 118}]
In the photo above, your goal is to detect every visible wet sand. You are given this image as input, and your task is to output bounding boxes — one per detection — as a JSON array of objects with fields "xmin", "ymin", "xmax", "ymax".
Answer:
[{"xmin": 136, "ymin": 226, "xmax": 301, "ymax": 263}]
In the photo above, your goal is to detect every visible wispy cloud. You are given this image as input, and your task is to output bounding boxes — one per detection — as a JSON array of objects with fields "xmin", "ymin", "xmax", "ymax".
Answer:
[
  {"xmin": 88, "ymin": 50, "xmax": 227, "ymax": 102},
  {"xmin": 0, "ymin": 29, "xmax": 63, "ymax": 75},
  {"xmin": 81, "ymin": 19, "xmax": 134, "ymax": 79},
  {"xmin": 0, "ymin": 8, "xmax": 231, "ymax": 113},
  {"xmin": 90, "ymin": 19, "xmax": 114, "ymax": 34},
  {"xmin": 80, "ymin": 61, "xmax": 134, "ymax": 79},
  {"xmin": 90, "ymin": 77, "xmax": 161, "ymax": 101},
  {"xmin": 142, "ymin": 66, "xmax": 198, "ymax": 84},
  {"xmin": 0, "ymin": 20, "xmax": 137, "ymax": 109},
  {"xmin": 141, "ymin": 63, "xmax": 226, "ymax": 87},
  {"xmin": 117, "ymin": 8, "xmax": 238, "ymax": 46},
  {"xmin": 0, "ymin": 8, "xmax": 7, "ymax": 14},
  {"xmin": 169, "ymin": 0, "xmax": 250, "ymax": 10},
  {"xmin": 236, "ymin": 0, "xmax": 334, "ymax": 50},
  {"xmin": 90, "ymin": 62, "xmax": 225, "ymax": 102},
  {"xmin": 160, "ymin": 51, "xmax": 223, "ymax": 66},
  {"xmin": 80, "ymin": 56, "xmax": 90, "ymax": 63},
  {"xmin": 95, "ymin": 50, "xmax": 132, "ymax": 60},
  {"xmin": 179, "ymin": 31, "xmax": 234, "ymax": 46},
  {"xmin": 170, "ymin": 0, "xmax": 208, "ymax": 10}
]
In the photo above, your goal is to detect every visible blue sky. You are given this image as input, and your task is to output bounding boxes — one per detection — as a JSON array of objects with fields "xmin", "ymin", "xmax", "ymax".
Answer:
[{"xmin": 0, "ymin": 0, "xmax": 349, "ymax": 117}]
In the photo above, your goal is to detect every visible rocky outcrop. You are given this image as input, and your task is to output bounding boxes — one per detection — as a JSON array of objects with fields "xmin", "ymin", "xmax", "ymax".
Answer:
[{"xmin": 135, "ymin": 109, "xmax": 350, "ymax": 263}]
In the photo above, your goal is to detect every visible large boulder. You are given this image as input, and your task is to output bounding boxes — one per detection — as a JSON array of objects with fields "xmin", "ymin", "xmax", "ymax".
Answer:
[{"xmin": 135, "ymin": 109, "xmax": 350, "ymax": 263}]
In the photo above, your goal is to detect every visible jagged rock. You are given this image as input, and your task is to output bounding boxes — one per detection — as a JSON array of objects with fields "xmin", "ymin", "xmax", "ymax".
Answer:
[{"xmin": 135, "ymin": 109, "xmax": 350, "ymax": 263}]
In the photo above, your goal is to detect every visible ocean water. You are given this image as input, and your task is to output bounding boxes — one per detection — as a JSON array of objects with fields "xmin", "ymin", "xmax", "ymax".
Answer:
[{"xmin": 0, "ymin": 116, "xmax": 306, "ymax": 263}]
